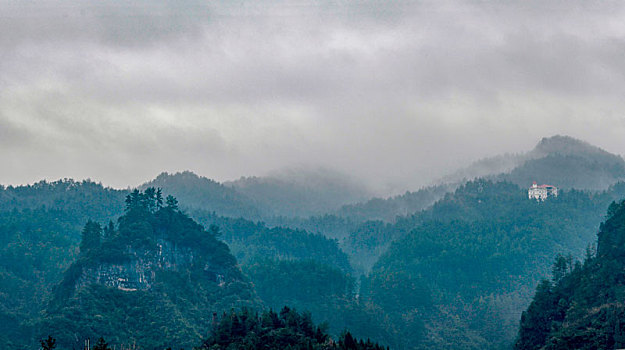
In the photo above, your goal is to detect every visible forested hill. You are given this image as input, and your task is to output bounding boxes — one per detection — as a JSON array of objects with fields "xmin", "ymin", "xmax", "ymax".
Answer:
[
  {"xmin": 515, "ymin": 200, "xmax": 625, "ymax": 350},
  {"xmin": 0, "ymin": 177, "xmax": 382, "ymax": 349},
  {"xmin": 142, "ymin": 170, "xmax": 375, "ymax": 220},
  {"xmin": 355, "ymin": 180, "xmax": 625, "ymax": 350},
  {"xmin": 227, "ymin": 168, "xmax": 371, "ymax": 218},
  {"xmin": 501, "ymin": 135, "xmax": 625, "ymax": 190},
  {"xmin": 141, "ymin": 171, "xmax": 264, "ymax": 219},
  {"xmin": 41, "ymin": 189, "xmax": 259, "ymax": 350},
  {"xmin": 439, "ymin": 135, "xmax": 625, "ymax": 192},
  {"xmin": 335, "ymin": 184, "xmax": 452, "ymax": 222},
  {"xmin": 189, "ymin": 209, "xmax": 395, "ymax": 345},
  {"xmin": 296, "ymin": 136, "xmax": 625, "ymax": 225},
  {"xmin": 0, "ymin": 179, "xmax": 126, "ymax": 225}
]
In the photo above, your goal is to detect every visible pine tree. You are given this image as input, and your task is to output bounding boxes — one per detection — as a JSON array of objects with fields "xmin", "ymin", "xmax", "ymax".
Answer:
[
  {"xmin": 40, "ymin": 335, "xmax": 56, "ymax": 350},
  {"xmin": 79, "ymin": 220, "xmax": 102, "ymax": 254},
  {"xmin": 103, "ymin": 220, "xmax": 115, "ymax": 240},
  {"xmin": 341, "ymin": 331, "xmax": 358, "ymax": 350},
  {"xmin": 125, "ymin": 189, "xmax": 141, "ymax": 212},
  {"xmin": 156, "ymin": 188, "xmax": 163, "ymax": 210},
  {"xmin": 92, "ymin": 337, "xmax": 110, "ymax": 350},
  {"xmin": 166, "ymin": 195, "xmax": 179, "ymax": 210},
  {"xmin": 143, "ymin": 187, "xmax": 157, "ymax": 212}
]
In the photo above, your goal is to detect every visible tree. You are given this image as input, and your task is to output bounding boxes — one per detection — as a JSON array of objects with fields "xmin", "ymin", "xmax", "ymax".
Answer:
[
  {"xmin": 166, "ymin": 195, "xmax": 179, "ymax": 210},
  {"xmin": 552, "ymin": 254, "xmax": 569, "ymax": 283},
  {"xmin": 340, "ymin": 331, "xmax": 358, "ymax": 350},
  {"xmin": 103, "ymin": 220, "xmax": 115, "ymax": 239},
  {"xmin": 40, "ymin": 336, "xmax": 56, "ymax": 350},
  {"xmin": 92, "ymin": 337, "xmax": 110, "ymax": 350},
  {"xmin": 79, "ymin": 220, "xmax": 102, "ymax": 253},
  {"xmin": 125, "ymin": 189, "xmax": 141, "ymax": 212},
  {"xmin": 143, "ymin": 187, "xmax": 157, "ymax": 212},
  {"xmin": 156, "ymin": 188, "xmax": 164, "ymax": 210}
]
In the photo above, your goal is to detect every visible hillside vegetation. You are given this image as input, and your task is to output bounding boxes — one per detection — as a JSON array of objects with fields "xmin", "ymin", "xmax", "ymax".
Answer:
[
  {"xmin": 516, "ymin": 199, "xmax": 625, "ymax": 349},
  {"xmin": 41, "ymin": 189, "xmax": 259, "ymax": 350},
  {"xmin": 359, "ymin": 180, "xmax": 625, "ymax": 349}
]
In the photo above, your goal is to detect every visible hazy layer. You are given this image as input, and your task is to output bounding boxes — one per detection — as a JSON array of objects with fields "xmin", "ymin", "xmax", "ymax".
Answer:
[{"xmin": 1, "ymin": 0, "xmax": 625, "ymax": 194}]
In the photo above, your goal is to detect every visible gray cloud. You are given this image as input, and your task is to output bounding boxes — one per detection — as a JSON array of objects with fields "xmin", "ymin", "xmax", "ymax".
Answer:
[{"xmin": 1, "ymin": 0, "xmax": 625, "ymax": 193}]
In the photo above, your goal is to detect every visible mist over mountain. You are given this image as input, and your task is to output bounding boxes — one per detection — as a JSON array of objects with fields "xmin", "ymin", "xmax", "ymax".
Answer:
[
  {"xmin": 227, "ymin": 168, "xmax": 372, "ymax": 218},
  {"xmin": 1, "ymin": 135, "xmax": 625, "ymax": 349},
  {"xmin": 142, "ymin": 169, "xmax": 371, "ymax": 219},
  {"xmin": 325, "ymin": 135, "xmax": 624, "ymax": 226},
  {"xmin": 503, "ymin": 136, "xmax": 625, "ymax": 190},
  {"xmin": 4, "ymin": 0, "xmax": 625, "ymax": 348},
  {"xmin": 438, "ymin": 135, "xmax": 625, "ymax": 191},
  {"xmin": 141, "ymin": 171, "xmax": 263, "ymax": 219}
]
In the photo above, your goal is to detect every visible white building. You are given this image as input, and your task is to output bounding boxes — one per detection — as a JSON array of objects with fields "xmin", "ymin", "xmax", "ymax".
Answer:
[{"xmin": 528, "ymin": 182, "xmax": 558, "ymax": 201}]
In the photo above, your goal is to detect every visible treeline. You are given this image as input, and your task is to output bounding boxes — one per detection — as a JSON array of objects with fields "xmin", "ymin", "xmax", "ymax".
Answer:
[
  {"xmin": 202, "ymin": 307, "xmax": 387, "ymax": 350},
  {"xmin": 37, "ymin": 307, "xmax": 387, "ymax": 350},
  {"xmin": 0, "ymin": 179, "xmax": 126, "ymax": 226}
]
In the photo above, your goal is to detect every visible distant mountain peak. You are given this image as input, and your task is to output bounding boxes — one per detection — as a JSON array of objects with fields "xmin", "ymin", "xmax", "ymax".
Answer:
[
  {"xmin": 436, "ymin": 135, "xmax": 625, "ymax": 191},
  {"xmin": 531, "ymin": 135, "xmax": 612, "ymax": 158}
]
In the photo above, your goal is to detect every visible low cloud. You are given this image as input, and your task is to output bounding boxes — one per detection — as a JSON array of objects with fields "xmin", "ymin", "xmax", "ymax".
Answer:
[{"xmin": 1, "ymin": 0, "xmax": 625, "ymax": 193}]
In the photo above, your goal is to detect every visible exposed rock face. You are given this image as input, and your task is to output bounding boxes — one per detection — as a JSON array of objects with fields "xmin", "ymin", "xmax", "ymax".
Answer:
[
  {"xmin": 76, "ymin": 239, "xmax": 225, "ymax": 292},
  {"xmin": 42, "ymin": 191, "xmax": 259, "ymax": 350}
]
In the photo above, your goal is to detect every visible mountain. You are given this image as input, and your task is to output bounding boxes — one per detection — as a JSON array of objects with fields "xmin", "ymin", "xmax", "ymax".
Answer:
[
  {"xmin": 515, "ymin": 199, "xmax": 625, "ymax": 350},
  {"xmin": 503, "ymin": 136, "xmax": 625, "ymax": 190},
  {"xmin": 141, "ymin": 171, "xmax": 263, "ymax": 219},
  {"xmin": 142, "ymin": 169, "xmax": 373, "ymax": 219},
  {"xmin": 0, "ymin": 179, "xmax": 126, "ymax": 225},
  {"xmin": 528, "ymin": 135, "xmax": 618, "ymax": 160},
  {"xmin": 227, "ymin": 168, "xmax": 371, "ymax": 218},
  {"xmin": 0, "ymin": 178, "xmax": 375, "ymax": 348},
  {"xmin": 439, "ymin": 135, "xmax": 625, "ymax": 191},
  {"xmin": 192, "ymin": 209, "xmax": 353, "ymax": 273},
  {"xmin": 283, "ymin": 136, "xmax": 624, "ymax": 228},
  {"xmin": 188, "ymin": 209, "xmax": 393, "ymax": 344},
  {"xmin": 40, "ymin": 189, "xmax": 259, "ymax": 350},
  {"xmin": 0, "ymin": 209, "xmax": 81, "ymax": 349},
  {"xmin": 357, "ymin": 180, "xmax": 625, "ymax": 349},
  {"xmin": 338, "ymin": 135, "xmax": 625, "ymax": 275},
  {"xmin": 0, "ymin": 180, "xmax": 129, "ymax": 349},
  {"xmin": 440, "ymin": 153, "xmax": 527, "ymax": 185},
  {"xmin": 336, "ymin": 184, "xmax": 452, "ymax": 222}
]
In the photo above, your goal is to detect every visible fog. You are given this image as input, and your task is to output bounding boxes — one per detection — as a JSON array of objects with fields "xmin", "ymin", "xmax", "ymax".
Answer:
[{"xmin": 2, "ymin": 0, "xmax": 625, "ymax": 194}]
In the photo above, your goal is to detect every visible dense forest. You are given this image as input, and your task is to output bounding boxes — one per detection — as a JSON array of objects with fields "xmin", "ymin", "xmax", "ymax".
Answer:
[
  {"xmin": 515, "ymin": 199, "xmax": 625, "ymax": 349},
  {"xmin": 202, "ymin": 307, "xmax": 388, "ymax": 350},
  {"xmin": 34, "ymin": 307, "xmax": 389, "ymax": 350},
  {"xmin": 40, "ymin": 189, "xmax": 259, "ymax": 350},
  {"xmin": 2, "ymin": 136, "xmax": 625, "ymax": 349},
  {"xmin": 358, "ymin": 180, "xmax": 625, "ymax": 349}
]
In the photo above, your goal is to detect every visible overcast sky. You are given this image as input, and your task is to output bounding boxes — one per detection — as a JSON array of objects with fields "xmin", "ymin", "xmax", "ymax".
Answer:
[{"xmin": 2, "ymin": 0, "xmax": 625, "ymax": 193}]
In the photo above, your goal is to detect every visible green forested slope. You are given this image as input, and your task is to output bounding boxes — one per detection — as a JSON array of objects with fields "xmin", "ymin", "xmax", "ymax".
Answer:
[
  {"xmin": 359, "ymin": 180, "xmax": 625, "ymax": 349},
  {"xmin": 142, "ymin": 171, "xmax": 263, "ymax": 219},
  {"xmin": 40, "ymin": 189, "xmax": 259, "ymax": 350},
  {"xmin": 515, "ymin": 200, "xmax": 625, "ymax": 350}
]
